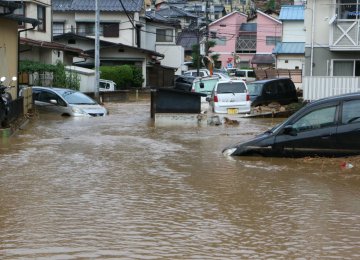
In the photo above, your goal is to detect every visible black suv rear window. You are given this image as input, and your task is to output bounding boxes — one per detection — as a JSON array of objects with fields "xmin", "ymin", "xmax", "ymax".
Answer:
[{"xmin": 217, "ymin": 82, "xmax": 247, "ymax": 93}]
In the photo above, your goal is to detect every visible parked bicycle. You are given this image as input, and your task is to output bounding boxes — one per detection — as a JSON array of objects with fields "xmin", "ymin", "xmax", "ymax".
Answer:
[{"xmin": 0, "ymin": 76, "xmax": 16, "ymax": 128}]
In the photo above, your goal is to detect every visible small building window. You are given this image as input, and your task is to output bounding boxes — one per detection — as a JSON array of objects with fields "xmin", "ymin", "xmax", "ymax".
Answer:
[
  {"xmin": 266, "ymin": 36, "xmax": 281, "ymax": 46},
  {"xmin": 53, "ymin": 22, "xmax": 64, "ymax": 36},
  {"xmin": 37, "ymin": 5, "xmax": 46, "ymax": 32},
  {"xmin": 156, "ymin": 29, "xmax": 173, "ymax": 42}
]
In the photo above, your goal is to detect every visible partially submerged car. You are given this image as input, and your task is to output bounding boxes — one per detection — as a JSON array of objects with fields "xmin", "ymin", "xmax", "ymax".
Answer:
[
  {"xmin": 30, "ymin": 86, "xmax": 108, "ymax": 117},
  {"xmin": 223, "ymin": 92, "xmax": 360, "ymax": 157}
]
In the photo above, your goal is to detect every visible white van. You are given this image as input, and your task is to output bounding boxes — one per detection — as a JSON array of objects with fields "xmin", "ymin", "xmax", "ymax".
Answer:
[
  {"xmin": 234, "ymin": 69, "xmax": 256, "ymax": 82},
  {"xmin": 99, "ymin": 79, "xmax": 117, "ymax": 92}
]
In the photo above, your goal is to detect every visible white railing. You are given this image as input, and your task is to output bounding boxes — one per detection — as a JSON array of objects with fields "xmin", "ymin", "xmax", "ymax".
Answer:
[
  {"xmin": 330, "ymin": 20, "xmax": 360, "ymax": 50},
  {"xmin": 303, "ymin": 76, "xmax": 360, "ymax": 101}
]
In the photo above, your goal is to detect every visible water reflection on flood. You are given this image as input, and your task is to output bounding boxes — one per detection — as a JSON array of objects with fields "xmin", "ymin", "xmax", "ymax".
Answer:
[{"xmin": 0, "ymin": 102, "xmax": 360, "ymax": 259}]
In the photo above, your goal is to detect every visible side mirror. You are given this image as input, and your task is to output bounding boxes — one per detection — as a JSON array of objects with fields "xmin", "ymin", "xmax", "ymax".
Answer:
[
  {"xmin": 200, "ymin": 82, "xmax": 205, "ymax": 89},
  {"xmin": 283, "ymin": 125, "xmax": 297, "ymax": 136}
]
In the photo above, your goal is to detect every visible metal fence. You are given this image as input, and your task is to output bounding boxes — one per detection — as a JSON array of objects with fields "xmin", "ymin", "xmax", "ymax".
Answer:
[{"xmin": 303, "ymin": 76, "xmax": 360, "ymax": 101}]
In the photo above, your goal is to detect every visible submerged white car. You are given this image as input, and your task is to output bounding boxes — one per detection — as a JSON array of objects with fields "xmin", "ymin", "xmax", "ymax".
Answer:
[
  {"xmin": 207, "ymin": 80, "xmax": 251, "ymax": 114},
  {"xmin": 30, "ymin": 87, "xmax": 108, "ymax": 117}
]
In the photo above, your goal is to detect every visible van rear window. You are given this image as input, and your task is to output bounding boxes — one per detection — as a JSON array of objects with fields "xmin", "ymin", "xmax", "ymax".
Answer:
[
  {"xmin": 247, "ymin": 83, "xmax": 263, "ymax": 95},
  {"xmin": 217, "ymin": 82, "xmax": 246, "ymax": 93}
]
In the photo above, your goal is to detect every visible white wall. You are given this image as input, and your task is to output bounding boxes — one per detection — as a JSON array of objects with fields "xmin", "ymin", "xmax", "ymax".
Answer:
[
  {"xmin": 282, "ymin": 21, "xmax": 305, "ymax": 42},
  {"xmin": 65, "ymin": 66, "xmax": 95, "ymax": 92},
  {"xmin": 156, "ymin": 45, "xmax": 184, "ymax": 75},
  {"xmin": 276, "ymin": 54, "xmax": 304, "ymax": 69}
]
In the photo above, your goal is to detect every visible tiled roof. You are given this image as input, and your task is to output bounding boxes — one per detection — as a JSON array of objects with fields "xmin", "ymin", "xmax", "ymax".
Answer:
[
  {"xmin": 176, "ymin": 30, "xmax": 198, "ymax": 51},
  {"xmin": 279, "ymin": 5, "xmax": 304, "ymax": 20},
  {"xmin": 156, "ymin": 6, "xmax": 198, "ymax": 18},
  {"xmin": 273, "ymin": 42, "xmax": 305, "ymax": 54},
  {"xmin": 52, "ymin": 0, "xmax": 144, "ymax": 12}
]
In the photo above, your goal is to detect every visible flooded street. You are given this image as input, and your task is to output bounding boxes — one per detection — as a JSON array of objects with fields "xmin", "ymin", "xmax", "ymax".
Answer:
[{"xmin": 1, "ymin": 101, "xmax": 360, "ymax": 259}]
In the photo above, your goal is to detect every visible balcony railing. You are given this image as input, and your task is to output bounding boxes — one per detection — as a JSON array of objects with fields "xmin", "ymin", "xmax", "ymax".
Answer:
[{"xmin": 330, "ymin": 20, "xmax": 360, "ymax": 50}]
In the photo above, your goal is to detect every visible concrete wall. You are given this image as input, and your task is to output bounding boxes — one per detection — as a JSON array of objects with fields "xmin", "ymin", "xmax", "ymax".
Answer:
[
  {"xmin": 156, "ymin": 45, "xmax": 184, "ymax": 75},
  {"xmin": 0, "ymin": 18, "xmax": 19, "ymax": 99}
]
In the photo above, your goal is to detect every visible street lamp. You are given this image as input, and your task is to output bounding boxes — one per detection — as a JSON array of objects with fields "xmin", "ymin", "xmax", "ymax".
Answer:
[{"xmin": 94, "ymin": 0, "xmax": 100, "ymax": 101}]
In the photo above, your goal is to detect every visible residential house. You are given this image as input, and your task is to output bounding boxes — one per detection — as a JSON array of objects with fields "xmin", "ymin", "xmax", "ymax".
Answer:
[
  {"xmin": 273, "ymin": 5, "xmax": 305, "ymax": 70},
  {"xmin": 207, "ymin": 11, "xmax": 248, "ymax": 70},
  {"xmin": 17, "ymin": 0, "xmax": 84, "ymax": 67},
  {"xmin": 303, "ymin": 0, "xmax": 360, "ymax": 100},
  {"xmin": 0, "ymin": 1, "xmax": 40, "ymax": 95},
  {"xmin": 154, "ymin": 1, "xmax": 199, "ymax": 30},
  {"xmin": 145, "ymin": 10, "xmax": 184, "ymax": 83},
  {"xmin": 250, "ymin": 10, "xmax": 282, "ymax": 68},
  {"xmin": 52, "ymin": 0, "xmax": 169, "ymax": 88},
  {"xmin": 0, "ymin": 0, "xmax": 39, "ymax": 124}
]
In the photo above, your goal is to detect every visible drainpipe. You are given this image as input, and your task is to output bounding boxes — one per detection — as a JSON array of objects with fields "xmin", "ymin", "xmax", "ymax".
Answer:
[{"xmin": 310, "ymin": 0, "xmax": 315, "ymax": 76}]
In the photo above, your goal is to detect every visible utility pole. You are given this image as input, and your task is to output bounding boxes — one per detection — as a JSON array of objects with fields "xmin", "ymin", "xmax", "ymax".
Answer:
[
  {"xmin": 205, "ymin": 0, "xmax": 209, "ymax": 57},
  {"xmin": 94, "ymin": 0, "xmax": 100, "ymax": 102}
]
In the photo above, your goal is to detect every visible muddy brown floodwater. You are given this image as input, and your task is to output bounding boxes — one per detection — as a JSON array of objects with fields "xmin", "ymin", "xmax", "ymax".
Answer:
[{"xmin": 0, "ymin": 101, "xmax": 360, "ymax": 259}]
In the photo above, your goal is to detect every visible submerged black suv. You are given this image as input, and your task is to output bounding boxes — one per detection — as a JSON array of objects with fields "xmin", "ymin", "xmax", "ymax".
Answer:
[{"xmin": 223, "ymin": 92, "xmax": 360, "ymax": 158}]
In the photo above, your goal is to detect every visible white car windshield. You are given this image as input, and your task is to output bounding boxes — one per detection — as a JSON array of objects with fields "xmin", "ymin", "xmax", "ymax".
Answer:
[{"xmin": 59, "ymin": 90, "xmax": 97, "ymax": 105}]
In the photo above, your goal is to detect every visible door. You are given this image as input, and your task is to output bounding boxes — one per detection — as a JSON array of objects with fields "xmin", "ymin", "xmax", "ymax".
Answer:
[
  {"xmin": 336, "ymin": 99, "xmax": 360, "ymax": 152},
  {"xmin": 274, "ymin": 104, "xmax": 339, "ymax": 157}
]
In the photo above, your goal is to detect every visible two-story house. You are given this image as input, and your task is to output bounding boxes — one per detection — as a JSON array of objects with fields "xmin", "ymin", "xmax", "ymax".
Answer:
[
  {"xmin": 17, "ymin": 0, "xmax": 84, "ymax": 67},
  {"xmin": 273, "ymin": 5, "xmax": 305, "ymax": 70},
  {"xmin": 1, "ymin": 1, "xmax": 40, "ymax": 93},
  {"xmin": 207, "ymin": 11, "xmax": 248, "ymax": 69},
  {"xmin": 52, "ymin": 0, "xmax": 169, "ymax": 88},
  {"xmin": 303, "ymin": 0, "xmax": 360, "ymax": 100}
]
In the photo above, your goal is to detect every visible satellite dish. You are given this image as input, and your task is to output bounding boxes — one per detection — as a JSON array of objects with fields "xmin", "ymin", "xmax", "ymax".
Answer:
[{"xmin": 329, "ymin": 14, "xmax": 337, "ymax": 25}]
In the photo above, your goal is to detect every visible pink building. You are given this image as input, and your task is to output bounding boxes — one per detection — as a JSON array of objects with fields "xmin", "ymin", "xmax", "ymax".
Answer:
[
  {"xmin": 251, "ymin": 10, "xmax": 282, "ymax": 68},
  {"xmin": 207, "ymin": 11, "xmax": 247, "ymax": 70},
  {"xmin": 208, "ymin": 10, "xmax": 282, "ymax": 69}
]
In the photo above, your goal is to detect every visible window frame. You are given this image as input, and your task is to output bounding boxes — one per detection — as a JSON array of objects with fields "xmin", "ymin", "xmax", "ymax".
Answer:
[
  {"xmin": 37, "ymin": 4, "xmax": 46, "ymax": 32},
  {"xmin": 156, "ymin": 28, "xmax": 174, "ymax": 43}
]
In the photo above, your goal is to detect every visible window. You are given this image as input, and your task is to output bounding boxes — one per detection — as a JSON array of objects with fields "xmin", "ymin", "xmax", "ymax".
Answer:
[
  {"xmin": 293, "ymin": 106, "xmax": 337, "ymax": 132},
  {"xmin": 266, "ymin": 36, "xmax": 281, "ymax": 46},
  {"xmin": 215, "ymin": 36, "xmax": 226, "ymax": 46},
  {"xmin": 333, "ymin": 60, "xmax": 360, "ymax": 76},
  {"xmin": 156, "ymin": 29, "xmax": 173, "ymax": 42},
  {"xmin": 236, "ymin": 34, "xmax": 256, "ymax": 53},
  {"xmin": 53, "ymin": 22, "xmax": 64, "ymax": 36},
  {"xmin": 76, "ymin": 22, "xmax": 119, "ymax": 37},
  {"xmin": 102, "ymin": 23, "xmax": 119, "ymax": 37},
  {"xmin": 14, "ymin": 2, "xmax": 25, "ymax": 27},
  {"xmin": 337, "ymin": 0, "xmax": 360, "ymax": 19},
  {"xmin": 37, "ymin": 5, "xmax": 46, "ymax": 32},
  {"xmin": 342, "ymin": 100, "xmax": 360, "ymax": 124}
]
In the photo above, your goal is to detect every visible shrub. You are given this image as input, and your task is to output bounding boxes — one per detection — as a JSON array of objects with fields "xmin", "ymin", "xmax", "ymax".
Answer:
[{"xmin": 100, "ymin": 65, "xmax": 143, "ymax": 89}]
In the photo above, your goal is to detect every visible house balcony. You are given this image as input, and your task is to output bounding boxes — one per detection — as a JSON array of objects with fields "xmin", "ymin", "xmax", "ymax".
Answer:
[
  {"xmin": 330, "ymin": 20, "xmax": 360, "ymax": 51},
  {"xmin": 235, "ymin": 37, "xmax": 256, "ymax": 53}
]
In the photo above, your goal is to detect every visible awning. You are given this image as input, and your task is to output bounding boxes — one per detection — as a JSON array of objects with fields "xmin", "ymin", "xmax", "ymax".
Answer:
[{"xmin": 251, "ymin": 54, "xmax": 275, "ymax": 65}]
